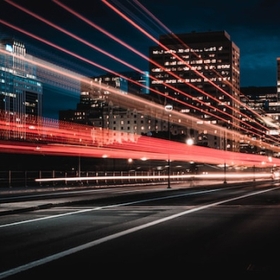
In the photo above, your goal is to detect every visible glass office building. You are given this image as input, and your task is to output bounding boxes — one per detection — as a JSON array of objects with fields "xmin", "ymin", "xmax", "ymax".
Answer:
[
  {"xmin": 149, "ymin": 31, "xmax": 240, "ymax": 151},
  {"xmin": 0, "ymin": 38, "xmax": 42, "ymax": 139}
]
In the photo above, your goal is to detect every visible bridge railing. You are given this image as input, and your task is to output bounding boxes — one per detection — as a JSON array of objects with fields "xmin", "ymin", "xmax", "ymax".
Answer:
[{"xmin": 0, "ymin": 170, "xmax": 272, "ymax": 188}]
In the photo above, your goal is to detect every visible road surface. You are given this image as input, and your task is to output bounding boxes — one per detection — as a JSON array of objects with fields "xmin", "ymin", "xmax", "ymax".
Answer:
[{"xmin": 0, "ymin": 180, "xmax": 279, "ymax": 278}]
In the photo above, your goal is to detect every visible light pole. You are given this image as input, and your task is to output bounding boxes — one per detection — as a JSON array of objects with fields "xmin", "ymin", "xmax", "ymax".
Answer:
[
  {"xmin": 223, "ymin": 129, "xmax": 227, "ymax": 184},
  {"xmin": 186, "ymin": 138, "xmax": 194, "ymax": 186},
  {"xmin": 165, "ymin": 104, "xmax": 173, "ymax": 189}
]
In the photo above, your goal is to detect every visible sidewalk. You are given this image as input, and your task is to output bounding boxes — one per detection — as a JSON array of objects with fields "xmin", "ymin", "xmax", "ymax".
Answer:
[
  {"xmin": 0, "ymin": 182, "xmax": 175, "ymax": 215},
  {"xmin": 0, "ymin": 185, "xmax": 90, "ymax": 216},
  {"xmin": 0, "ymin": 200, "xmax": 62, "ymax": 216}
]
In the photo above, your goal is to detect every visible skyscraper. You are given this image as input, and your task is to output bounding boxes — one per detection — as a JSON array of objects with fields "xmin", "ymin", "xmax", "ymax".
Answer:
[
  {"xmin": 277, "ymin": 58, "xmax": 280, "ymax": 100},
  {"xmin": 0, "ymin": 38, "xmax": 43, "ymax": 138},
  {"xmin": 149, "ymin": 30, "xmax": 240, "ymax": 151}
]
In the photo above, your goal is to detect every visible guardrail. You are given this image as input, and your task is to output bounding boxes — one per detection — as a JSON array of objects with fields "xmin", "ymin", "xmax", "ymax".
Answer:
[{"xmin": 0, "ymin": 170, "xmax": 273, "ymax": 188}]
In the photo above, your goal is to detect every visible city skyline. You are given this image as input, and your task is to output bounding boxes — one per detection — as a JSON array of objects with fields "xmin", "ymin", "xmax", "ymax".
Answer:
[
  {"xmin": 0, "ymin": 0, "xmax": 279, "ymax": 88},
  {"xmin": 1, "ymin": 17, "xmax": 280, "ymax": 173}
]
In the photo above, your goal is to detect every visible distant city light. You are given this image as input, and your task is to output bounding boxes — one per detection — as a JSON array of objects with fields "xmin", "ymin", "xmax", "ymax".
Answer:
[{"xmin": 5, "ymin": 44, "xmax": 12, "ymax": 52}]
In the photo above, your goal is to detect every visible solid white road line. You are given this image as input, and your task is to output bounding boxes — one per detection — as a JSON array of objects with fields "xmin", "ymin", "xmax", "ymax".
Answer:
[{"xmin": 0, "ymin": 186, "xmax": 278, "ymax": 279}]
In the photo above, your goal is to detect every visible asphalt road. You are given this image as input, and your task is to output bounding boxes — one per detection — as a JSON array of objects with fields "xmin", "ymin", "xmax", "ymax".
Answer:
[{"xmin": 1, "ymin": 180, "xmax": 280, "ymax": 278}]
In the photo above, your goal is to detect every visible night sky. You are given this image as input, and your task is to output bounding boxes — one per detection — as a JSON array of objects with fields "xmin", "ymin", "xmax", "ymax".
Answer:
[{"xmin": 1, "ymin": 0, "xmax": 280, "ymax": 117}]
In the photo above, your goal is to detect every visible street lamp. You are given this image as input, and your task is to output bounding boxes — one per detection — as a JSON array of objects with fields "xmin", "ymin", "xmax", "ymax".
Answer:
[
  {"xmin": 186, "ymin": 138, "xmax": 194, "ymax": 186},
  {"xmin": 186, "ymin": 138, "xmax": 194, "ymax": 146},
  {"xmin": 165, "ymin": 104, "xmax": 173, "ymax": 189},
  {"xmin": 223, "ymin": 129, "xmax": 227, "ymax": 184}
]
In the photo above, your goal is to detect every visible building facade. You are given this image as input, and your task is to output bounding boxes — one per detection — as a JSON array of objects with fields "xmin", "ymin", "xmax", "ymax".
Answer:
[
  {"xmin": 59, "ymin": 71, "xmax": 187, "ymax": 145},
  {"xmin": 149, "ymin": 30, "xmax": 240, "ymax": 151},
  {"xmin": 0, "ymin": 38, "xmax": 43, "ymax": 139},
  {"xmin": 240, "ymin": 86, "xmax": 280, "ymax": 156},
  {"xmin": 277, "ymin": 58, "xmax": 280, "ymax": 98}
]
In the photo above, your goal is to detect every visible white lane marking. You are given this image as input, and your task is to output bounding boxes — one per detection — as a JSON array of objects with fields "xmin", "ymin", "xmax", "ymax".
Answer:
[
  {"xmin": 0, "ymin": 186, "xmax": 278, "ymax": 279},
  {"xmin": 0, "ymin": 208, "xmax": 101, "ymax": 229},
  {"xmin": 0, "ymin": 188, "xmax": 222, "ymax": 229}
]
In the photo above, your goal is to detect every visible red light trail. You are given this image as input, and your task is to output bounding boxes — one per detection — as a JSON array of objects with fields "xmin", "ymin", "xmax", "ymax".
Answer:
[
  {"xmin": 131, "ymin": 0, "xmax": 260, "ymax": 117},
  {"xmin": 4, "ymin": 0, "xmax": 145, "ymax": 75},
  {"xmin": 1, "ymin": 0, "xmax": 280, "ymax": 175},
  {"xmin": 51, "ymin": 0, "xmax": 278, "ymax": 142},
  {"xmin": 0, "ymin": 43, "xmax": 275, "ymax": 155},
  {"xmin": 0, "ymin": 111, "xmax": 278, "ymax": 169},
  {"xmin": 101, "ymin": 0, "xmax": 276, "ymax": 138},
  {"xmin": 4, "ymin": 0, "xmax": 275, "ymax": 143},
  {"xmin": 0, "ymin": 36, "xmax": 279, "ymax": 159}
]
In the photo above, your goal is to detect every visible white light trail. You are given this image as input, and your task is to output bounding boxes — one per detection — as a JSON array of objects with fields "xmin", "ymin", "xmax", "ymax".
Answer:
[
  {"xmin": 4, "ymin": 0, "xmax": 278, "ymax": 144},
  {"xmin": 35, "ymin": 172, "xmax": 272, "ymax": 183}
]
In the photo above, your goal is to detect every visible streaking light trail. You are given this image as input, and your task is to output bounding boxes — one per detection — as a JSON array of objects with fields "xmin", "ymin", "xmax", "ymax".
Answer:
[
  {"xmin": 4, "ymin": 0, "xmax": 145, "ymax": 75},
  {"xmin": 101, "ymin": 0, "xmax": 277, "ymax": 139},
  {"xmin": 50, "ymin": 0, "xmax": 272, "ymax": 139},
  {"xmin": 0, "ymin": 43, "xmax": 279, "ymax": 159},
  {"xmin": 35, "ymin": 172, "xmax": 272, "ymax": 183},
  {"xmin": 1, "ymin": 0, "xmax": 280, "ymax": 175},
  {"xmin": 0, "ymin": 44, "xmax": 279, "ymax": 160},
  {"xmin": 0, "ymin": 110, "xmax": 279, "ymax": 169},
  {"xmin": 4, "ymin": 0, "xmax": 276, "ymax": 142}
]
